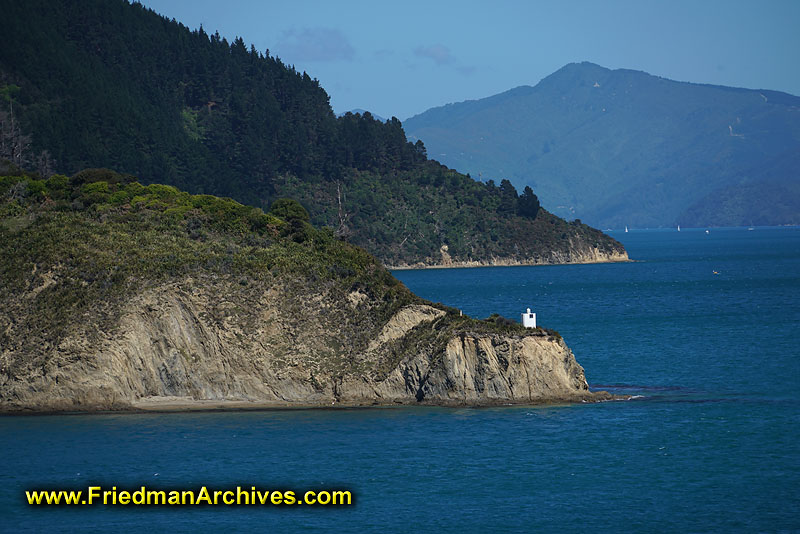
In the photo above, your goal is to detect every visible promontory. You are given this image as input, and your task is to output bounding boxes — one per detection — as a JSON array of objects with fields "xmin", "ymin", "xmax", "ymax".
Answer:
[{"xmin": 0, "ymin": 168, "xmax": 611, "ymax": 413}]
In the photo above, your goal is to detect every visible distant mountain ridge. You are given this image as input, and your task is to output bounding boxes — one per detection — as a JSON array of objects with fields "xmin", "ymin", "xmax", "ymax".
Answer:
[{"xmin": 404, "ymin": 62, "xmax": 800, "ymax": 228}]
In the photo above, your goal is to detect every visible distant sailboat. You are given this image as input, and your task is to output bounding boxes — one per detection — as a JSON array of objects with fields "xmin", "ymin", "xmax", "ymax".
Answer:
[
  {"xmin": 625, "ymin": 226, "xmax": 628, "ymax": 233},
  {"xmin": 677, "ymin": 224, "xmax": 681, "ymax": 232}
]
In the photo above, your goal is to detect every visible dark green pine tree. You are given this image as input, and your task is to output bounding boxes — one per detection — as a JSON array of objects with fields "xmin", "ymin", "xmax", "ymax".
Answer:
[
  {"xmin": 517, "ymin": 185, "xmax": 540, "ymax": 219},
  {"xmin": 497, "ymin": 178, "xmax": 518, "ymax": 215}
]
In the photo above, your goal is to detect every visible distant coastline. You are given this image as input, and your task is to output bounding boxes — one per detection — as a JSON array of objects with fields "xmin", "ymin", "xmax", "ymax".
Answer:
[{"xmin": 388, "ymin": 251, "xmax": 630, "ymax": 270}]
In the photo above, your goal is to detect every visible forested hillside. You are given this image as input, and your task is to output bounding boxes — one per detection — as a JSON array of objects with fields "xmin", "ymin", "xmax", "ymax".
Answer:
[{"xmin": 0, "ymin": 0, "xmax": 625, "ymax": 265}]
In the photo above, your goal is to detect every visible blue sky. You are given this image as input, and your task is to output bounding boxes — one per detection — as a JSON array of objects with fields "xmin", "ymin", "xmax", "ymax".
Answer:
[{"xmin": 140, "ymin": 0, "xmax": 800, "ymax": 121}]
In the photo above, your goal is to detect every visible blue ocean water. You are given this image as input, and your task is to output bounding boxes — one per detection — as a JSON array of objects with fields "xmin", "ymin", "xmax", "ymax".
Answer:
[{"xmin": 1, "ymin": 227, "xmax": 799, "ymax": 533}]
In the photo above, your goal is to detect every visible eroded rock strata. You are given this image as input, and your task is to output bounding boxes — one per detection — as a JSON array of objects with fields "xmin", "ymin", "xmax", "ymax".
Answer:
[{"xmin": 0, "ymin": 278, "xmax": 603, "ymax": 412}]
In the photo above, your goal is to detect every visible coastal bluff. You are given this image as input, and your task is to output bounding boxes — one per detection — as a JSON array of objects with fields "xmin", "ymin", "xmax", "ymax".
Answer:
[
  {"xmin": 389, "ymin": 242, "xmax": 628, "ymax": 270},
  {"xmin": 0, "ymin": 172, "xmax": 609, "ymax": 413},
  {"xmin": 0, "ymin": 278, "xmax": 603, "ymax": 413}
]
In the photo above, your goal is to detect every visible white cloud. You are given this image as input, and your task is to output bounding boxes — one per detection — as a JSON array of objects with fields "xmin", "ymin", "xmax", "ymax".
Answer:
[
  {"xmin": 276, "ymin": 27, "xmax": 355, "ymax": 62},
  {"xmin": 413, "ymin": 43, "xmax": 475, "ymax": 76},
  {"xmin": 414, "ymin": 44, "xmax": 455, "ymax": 65}
]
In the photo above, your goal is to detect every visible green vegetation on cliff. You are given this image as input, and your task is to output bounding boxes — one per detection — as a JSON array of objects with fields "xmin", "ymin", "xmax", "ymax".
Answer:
[
  {"xmin": 0, "ymin": 0, "xmax": 625, "ymax": 266},
  {"xmin": 0, "ymin": 167, "xmax": 401, "ymax": 346}
]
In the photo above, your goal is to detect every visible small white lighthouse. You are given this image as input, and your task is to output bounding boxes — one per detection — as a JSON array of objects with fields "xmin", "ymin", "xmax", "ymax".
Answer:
[{"xmin": 521, "ymin": 307, "xmax": 536, "ymax": 328}]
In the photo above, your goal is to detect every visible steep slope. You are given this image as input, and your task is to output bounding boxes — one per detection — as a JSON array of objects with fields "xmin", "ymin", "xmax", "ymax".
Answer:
[
  {"xmin": 680, "ymin": 150, "xmax": 800, "ymax": 227},
  {"xmin": 0, "ymin": 168, "xmax": 608, "ymax": 412},
  {"xmin": 404, "ymin": 62, "xmax": 800, "ymax": 228},
  {"xmin": 0, "ymin": 1, "xmax": 626, "ymax": 266}
]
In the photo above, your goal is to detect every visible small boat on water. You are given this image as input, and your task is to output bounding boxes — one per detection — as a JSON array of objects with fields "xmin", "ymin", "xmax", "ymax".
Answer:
[{"xmin": 625, "ymin": 226, "xmax": 628, "ymax": 233}]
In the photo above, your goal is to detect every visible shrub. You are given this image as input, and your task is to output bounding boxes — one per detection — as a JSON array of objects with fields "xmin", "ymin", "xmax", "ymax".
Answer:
[
  {"xmin": 164, "ymin": 205, "xmax": 192, "ymax": 218},
  {"xmin": 80, "ymin": 181, "xmax": 111, "ymax": 205},
  {"xmin": 71, "ymin": 168, "xmax": 130, "ymax": 186},
  {"xmin": 190, "ymin": 194, "xmax": 219, "ymax": 211},
  {"xmin": 289, "ymin": 219, "xmax": 312, "ymax": 243},
  {"xmin": 81, "ymin": 181, "xmax": 110, "ymax": 194},
  {"xmin": 125, "ymin": 182, "xmax": 145, "ymax": 197},
  {"xmin": 0, "ymin": 175, "xmax": 23, "ymax": 195},
  {"xmin": 0, "ymin": 199, "xmax": 24, "ymax": 218},
  {"xmin": 46, "ymin": 174, "xmax": 69, "ymax": 191},
  {"xmin": 269, "ymin": 198, "xmax": 310, "ymax": 222},
  {"xmin": 27, "ymin": 179, "xmax": 47, "ymax": 199},
  {"xmin": 109, "ymin": 190, "xmax": 130, "ymax": 205},
  {"xmin": 130, "ymin": 195, "xmax": 148, "ymax": 209},
  {"xmin": 145, "ymin": 199, "xmax": 168, "ymax": 211},
  {"xmin": 145, "ymin": 183, "xmax": 181, "ymax": 201},
  {"xmin": 486, "ymin": 313, "xmax": 521, "ymax": 330}
]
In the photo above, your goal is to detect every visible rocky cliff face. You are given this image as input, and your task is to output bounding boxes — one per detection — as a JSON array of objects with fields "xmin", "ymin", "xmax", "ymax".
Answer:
[{"xmin": 0, "ymin": 277, "xmax": 601, "ymax": 412}]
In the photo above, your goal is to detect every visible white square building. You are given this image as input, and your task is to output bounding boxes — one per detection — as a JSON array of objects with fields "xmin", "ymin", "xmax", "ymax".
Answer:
[{"xmin": 521, "ymin": 308, "xmax": 536, "ymax": 328}]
